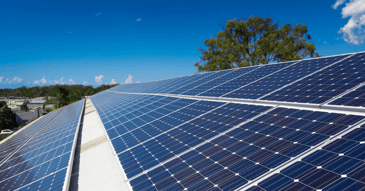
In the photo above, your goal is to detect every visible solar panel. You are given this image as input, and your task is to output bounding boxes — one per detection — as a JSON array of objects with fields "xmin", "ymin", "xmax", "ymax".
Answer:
[
  {"xmin": 197, "ymin": 61, "xmax": 296, "ymax": 98},
  {"xmin": 260, "ymin": 53, "xmax": 365, "ymax": 104},
  {"xmin": 169, "ymin": 69, "xmax": 235, "ymax": 95},
  {"xmin": 249, "ymin": 114, "xmax": 365, "ymax": 191},
  {"xmin": 0, "ymin": 100, "xmax": 84, "ymax": 191},
  {"xmin": 0, "ymin": 109, "xmax": 63, "ymax": 163},
  {"xmin": 223, "ymin": 55, "xmax": 349, "ymax": 99},
  {"xmin": 3, "ymin": 51, "xmax": 365, "ymax": 190}
]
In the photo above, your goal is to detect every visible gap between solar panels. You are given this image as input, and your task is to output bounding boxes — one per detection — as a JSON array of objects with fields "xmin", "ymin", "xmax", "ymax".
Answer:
[
  {"xmin": 108, "ymin": 91, "xmax": 365, "ymax": 115},
  {"xmin": 0, "ymin": 108, "xmax": 65, "ymax": 167},
  {"xmin": 102, "ymin": 91, "xmax": 365, "ymax": 183},
  {"xmin": 256, "ymin": 53, "xmax": 355, "ymax": 101},
  {"xmin": 237, "ymin": 113, "xmax": 365, "ymax": 191},
  {"xmin": 102, "ymin": 96, "xmax": 182, "ymax": 139},
  {"xmin": 126, "ymin": 105, "xmax": 279, "ymax": 182}
]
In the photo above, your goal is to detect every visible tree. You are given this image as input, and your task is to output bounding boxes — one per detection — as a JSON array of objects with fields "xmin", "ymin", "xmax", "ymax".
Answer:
[
  {"xmin": 0, "ymin": 101, "xmax": 6, "ymax": 108},
  {"xmin": 54, "ymin": 86, "xmax": 70, "ymax": 109},
  {"xmin": 195, "ymin": 16, "xmax": 321, "ymax": 72},
  {"xmin": 21, "ymin": 101, "xmax": 29, "ymax": 112},
  {"xmin": 0, "ymin": 105, "xmax": 19, "ymax": 130}
]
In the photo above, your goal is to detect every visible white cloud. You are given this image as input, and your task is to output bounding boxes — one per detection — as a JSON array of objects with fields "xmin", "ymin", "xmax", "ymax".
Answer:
[
  {"xmin": 12, "ymin": 77, "xmax": 22, "ymax": 83},
  {"xmin": 333, "ymin": 0, "xmax": 365, "ymax": 44},
  {"xmin": 54, "ymin": 77, "xmax": 66, "ymax": 84},
  {"xmin": 0, "ymin": 76, "xmax": 3, "ymax": 83},
  {"xmin": 33, "ymin": 76, "xmax": 47, "ymax": 85},
  {"xmin": 125, "ymin": 75, "xmax": 133, "ymax": 84},
  {"xmin": 324, "ymin": 41, "xmax": 328, "ymax": 44},
  {"xmin": 136, "ymin": 18, "xmax": 142, "ymax": 21},
  {"xmin": 95, "ymin": 75, "xmax": 104, "ymax": 84},
  {"xmin": 332, "ymin": 0, "xmax": 346, "ymax": 9},
  {"xmin": 82, "ymin": 80, "xmax": 88, "ymax": 85},
  {"xmin": 96, "ymin": 12, "xmax": 102, "ymax": 17},
  {"xmin": 110, "ymin": 79, "xmax": 117, "ymax": 85},
  {"xmin": 69, "ymin": 79, "xmax": 76, "ymax": 84}
]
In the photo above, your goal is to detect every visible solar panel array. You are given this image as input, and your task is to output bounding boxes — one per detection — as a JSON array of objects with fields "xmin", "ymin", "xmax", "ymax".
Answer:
[
  {"xmin": 0, "ymin": 100, "xmax": 84, "ymax": 191},
  {"xmin": 87, "ymin": 51, "xmax": 365, "ymax": 191},
  {"xmin": 0, "ymin": 109, "xmax": 63, "ymax": 164}
]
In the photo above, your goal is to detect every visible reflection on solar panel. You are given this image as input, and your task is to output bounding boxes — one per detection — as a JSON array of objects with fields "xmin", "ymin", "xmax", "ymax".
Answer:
[
  {"xmin": 3, "ymin": 51, "xmax": 365, "ymax": 191},
  {"xmin": 0, "ymin": 109, "xmax": 63, "ymax": 163},
  {"xmin": 0, "ymin": 100, "xmax": 84, "ymax": 191},
  {"xmin": 86, "ymin": 51, "xmax": 365, "ymax": 191}
]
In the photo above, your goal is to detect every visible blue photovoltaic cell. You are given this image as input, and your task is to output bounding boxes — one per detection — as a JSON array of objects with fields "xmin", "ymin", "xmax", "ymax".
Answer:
[
  {"xmin": 201, "ymin": 61, "xmax": 295, "ymax": 98},
  {"xmin": 184, "ymin": 67, "xmax": 257, "ymax": 96},
  {"xmin": 90, "ymin": 91, "xmax": 275, "ymax": 190},
  {"xmin": 223, "ymin": 55, "xmax": 347, "ymax": 99},
  {"xmin": 169, "ymin": 69, "xmax": 234, "ymax": 95},
  {"xmin": 261, "ymin": 53, "xmax": 365, "ymax": 104},
  {"xmin": 117, "ymin": 103, "xmax": 270, "ymax": 190},
  {"xmin": 328, "ymin": 85, "xmax": 365, "ymax": 107},
  {"xmin": 0, "ymin": 109, "xmax": 63, "ymax": 163},
  {"xmin": 0, "ymin": 100, "xmax": 83, "ymax": 191},
  {"xmin": 88, "ymin": 51, "xmax": 365, "ymax": 191},
  {"xmin": 251, "ymin": 113, "xmax": 365, "ymax": 191}
]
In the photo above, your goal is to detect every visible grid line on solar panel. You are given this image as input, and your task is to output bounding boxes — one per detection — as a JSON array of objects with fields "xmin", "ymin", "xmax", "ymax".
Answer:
[
  {"xmin": 107, "ymin": 99, "xmax": 214, "ymax": 154},
  {"xmin": 117, "ymin": 104, "xmax": 271, "ymax": 191},
  {"xmin": 91, "ymin": 94, "xmax": 189, "ymax": 140},
  {"xmin": 92, "ymin": 94, "xmax": 175, "ymax": 134},
  {"xmin": 122, "ymin": 102, "xmax": 232, "ymax": 180},
  {"xmin": 169, "ymin": 69, "xmax": 236, "ymax": 95},
  {"xmin": 0, "ymin": 100, "xmax": 84, "ymax": 191},
  {"xmin": 197, "ymin": 61, "xmax": 296, "ymax": 99},
  {"xmin": 107, "ymin": 97, "xmax": 184, "ymax": 138},
  {"xmin": 195, "ymin": 65, "xmax": 264, "ymax": 97},
  {"xmin": 219, "ymin": 61, "xmax": 299, "ymax": 99},
  {"xmin": 326, "ymin": 83, "xmax": 365, "ymax": 107},
  {"xmin": 228, "ymin": 54, "xmax": 353, "ymax": 100},
  {"xmin": 91, "ymin": 97, "xmax": 227, "ymax": 181},
  {"xmin": 160, "ymin": 73, "xmax": 216, "ymax": 94},
  {"xmin": 93, "ymin": 94, "xmax": 172, "ymax": 127},
  {"xmin": 126, "ymin": 103, "xmax": 274, "ymax": 182},
  {"xmin": 182, "ymin": 66, "xmax": 260, "ymax": 97},
  {"xmin": 239, "ymin": 110, "xmax": 365, "ymax": 191},
  {"xmin": 0, "ymin": 109, "xmax": 64, "ymax": 164},
  {"xmin": 261, "ymin": 52, "xmax": 365, "ymax": 104},
  {"xmin": 257, "ymin": 53, "xmax": 353, "ymax": 102}
]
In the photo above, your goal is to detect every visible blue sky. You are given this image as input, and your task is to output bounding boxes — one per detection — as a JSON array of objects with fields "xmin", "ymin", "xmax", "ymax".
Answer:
[{"xmin": 1, "ymin": 0, "xmax": 365, "ymax": 88}]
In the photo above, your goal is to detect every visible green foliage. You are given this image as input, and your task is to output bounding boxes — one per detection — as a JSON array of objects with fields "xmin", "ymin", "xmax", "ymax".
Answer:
[
  {"xmin": 0, "ymin": 84, "xmax": 118, "ymax": 99},
  {"xmin": 0, "ymin": 101, "xmax": 6, "ymax": 108},
  {"xmin": 0, "ymin": 105, "xmax": 19, "ymax": 131},
  {"xmin": 0, "ymin": 84, "xmax": 118, "ymax": 110},
  {"xmin": 20, "ymin": 101, "xmax": 29, "ymax": 112},
  {"xmin": 195, "ymin": 16, "xmax": 321, "ymax": 72}
]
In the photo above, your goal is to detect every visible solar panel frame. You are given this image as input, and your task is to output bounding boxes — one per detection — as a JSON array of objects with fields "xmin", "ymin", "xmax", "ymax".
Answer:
[
  {"xmin": 257, "ymin": 53, "xmax": 354, "ymax": 102},
  {"xmin": 0, "ymin": 100, "xmax": 84, "ymax": 191},
  {"xmin": 220, "ymin": 61, "xmax": 298, "ymax": 99},
  {"xmin": 85, "ymin": 51, "xmax": 365, "ymax": 190},
  {"xmin": 238, "ymin": 107, "xmax": 365, "ymax": 191},
  {"xmin": 0, "ymin": 109, "xmax": 64, "ymax": 164}
]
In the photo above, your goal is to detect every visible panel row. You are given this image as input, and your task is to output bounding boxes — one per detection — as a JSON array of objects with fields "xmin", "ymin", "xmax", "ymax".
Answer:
[
  {"xmin": 91, "ymin": 91, "xmax": 365, "ymax": 191},
  {"xmin": 108, "ymin": 52, "xmax": 365, "ymax": 108},
  {"xmin": 0, "ymin": 100, "xmax": 84, "ymax": 191}
]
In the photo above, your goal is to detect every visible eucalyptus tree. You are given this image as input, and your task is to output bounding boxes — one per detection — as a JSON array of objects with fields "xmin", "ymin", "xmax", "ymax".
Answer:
[{"xmin": 195, "ymin": 16, "xmax": 321, "ymax": 72}]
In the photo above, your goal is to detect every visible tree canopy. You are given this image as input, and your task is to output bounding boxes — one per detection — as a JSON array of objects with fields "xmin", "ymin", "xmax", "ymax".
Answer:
[
  {"xmin": 0, "ymin": 105, "xmax": 18, "ymax": 131},
  {"xmin": 0, "ymin": 84, "xmax": 118, "ymax": 99},
  {"xmin": 0, "ymin": 84, "xmax": 118, "ymax": 110},
  {"xmin": 195, "ymin": 16, "xmax": 321, "ymax": 72}
]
